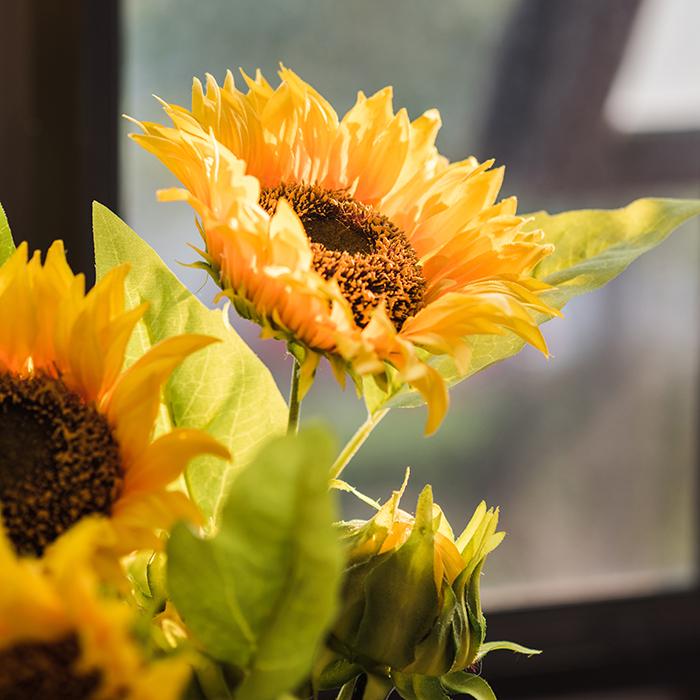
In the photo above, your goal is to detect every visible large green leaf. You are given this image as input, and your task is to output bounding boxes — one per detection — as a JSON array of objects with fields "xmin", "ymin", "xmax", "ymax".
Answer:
[
  {"xmin": 167, "ymin": 427, "xmax": 343, "ymax": 700},
  {"xmin": 0, "ymin": 203, "xmax": 15, "ymax": 265},
  {"xmin": 92, "ymin": 203, "xmax": 287, "ymax": 520},
  {"xmin": 369, "ymin": 197, "xmax": 700, "ymax": 412}
]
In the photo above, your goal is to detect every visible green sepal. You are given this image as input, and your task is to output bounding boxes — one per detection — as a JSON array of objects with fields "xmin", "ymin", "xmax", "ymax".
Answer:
[
  {"xmin": 0, "ymin": 203, "xmax": 15, "ymax": 266},
  {"xmin": 352, "ymin": 487, "xmax": 438, "ymax": 670},
  {"xmin": 476, "ymin": 640, "xmax": 541, "ymax": 660},
  {"xmin": 405, "ymin": 583, "xmax": 461, "ymax": 677},
  {"xmin": 314, "ymin": 655, "xmax": 363, "ymax": 691},
  {"xmin": 287, "ymin": 340, "xmax": 320, "ymax": 400},
  {"xmin": 146, "ymin": 551, "xmax": 168, "ymax": 612},
  {"xmin": 126, "ymin": 550, "xmax": 155, "ymax": 609},
  {"xmin": 312, "ymin": 644, "xmax": 363, "ymax": 691},
  {"xmin": 465, "ymin": 562, "xmax": 487, "ymax": 667},
  {"xmin": 126, "ymin": 549, "xmax": 168, "ymax": 614},
  {"xmin": 329, "ymin": 552, "xmax": 394, "ymax": 663},
  {"xmin": 440, "ymin": 672, "xmax": 497, "ymax": 700},
  {"xmin": 393, "ymin": 672, "xmax": 452, "ymax": 700},
  {"xmin": 179, "ymin": 256, "xmax": 220, "ymax": 286}
]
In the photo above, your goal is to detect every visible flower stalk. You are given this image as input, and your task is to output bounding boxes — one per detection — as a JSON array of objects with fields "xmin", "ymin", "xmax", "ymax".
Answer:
[
  {"xmin": 287, "ymin": 359, "xmax": 302, "ymax": 434},
  {"xmin": 329, "ymin": 408, "xmax": 389, "ymax": 480}
]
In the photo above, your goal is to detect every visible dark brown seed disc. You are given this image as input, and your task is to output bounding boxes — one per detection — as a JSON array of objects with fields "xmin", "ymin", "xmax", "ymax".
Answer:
[
  {"xmin": 0, "ymin": 634, "xmax": 102, "ymax": 700},
  {"xmin": 259, "ymin": 183, "xmax": 426, "ymax": 330},
  {"xmin": 0, "ymin": 372, "xmax": 123, "ymax": 556}
]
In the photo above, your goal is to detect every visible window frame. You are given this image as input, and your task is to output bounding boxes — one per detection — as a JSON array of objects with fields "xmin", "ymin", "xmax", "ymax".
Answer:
[{"xmin": 0, "ymin": 0, "xmax": 119, "ymax": 283}]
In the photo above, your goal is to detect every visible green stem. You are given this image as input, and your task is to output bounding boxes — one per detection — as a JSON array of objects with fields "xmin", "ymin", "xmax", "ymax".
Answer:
[
  {"xmin": 194, "ymin": 661, "xmax": 233, "ymax": 700},
  {"xmin": 287, "ymin": 359, "xmax": 302, "ymax": 434},
  {"xmin": 329, "ymin": 408, "xmax": 389, "ymax": 480}
]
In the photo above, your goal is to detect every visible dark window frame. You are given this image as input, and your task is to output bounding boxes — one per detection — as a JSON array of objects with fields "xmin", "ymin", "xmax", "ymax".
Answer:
[
  {"xmin": 0, "ymin": 0, "xmax": 119, "ymax": 283},
  {"xmin": 1, "ymin": 1, "xmax": 698, "ymax": 697}
]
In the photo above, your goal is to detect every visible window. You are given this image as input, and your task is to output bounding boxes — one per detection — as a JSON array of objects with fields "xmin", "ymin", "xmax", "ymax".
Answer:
[{"xmin": 1, "ymin": 1, "xmax": 698, "ymax": 696}]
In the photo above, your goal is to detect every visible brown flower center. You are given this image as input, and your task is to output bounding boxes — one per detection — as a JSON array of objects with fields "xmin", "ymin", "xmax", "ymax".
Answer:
[
  {"xmin": 0, "ymin": 634, "xmax": 102, "ymax": 700},
  {"xmin": 259, "ymin": 183, "xmax": 426, "ymax": 330},
  {"xmin": 0, "ymin": 372, "xmax": 123, "ymax": 556}
]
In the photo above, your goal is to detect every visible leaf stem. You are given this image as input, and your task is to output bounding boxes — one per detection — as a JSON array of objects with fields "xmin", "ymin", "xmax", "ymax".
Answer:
[
  {"xmin": 329, "ymin": 408, "xmax": 389, "ymax": 480},
  {"xmin": 287, "ymin": 359, "xmax": 302, "ymax": 434}
]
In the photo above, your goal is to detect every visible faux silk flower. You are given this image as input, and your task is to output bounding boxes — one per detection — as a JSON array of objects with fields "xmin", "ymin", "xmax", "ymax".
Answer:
[
  {"xmin": 130, "ymin": 67, "xmax": 559, "ymax": 432},
  {"xmin": 0, "ymin": 242, "xmax": 228, "ymax": 556},
  {"xmin": 0, "ymin": 519, "xmax": 191, "ymax": 699}
]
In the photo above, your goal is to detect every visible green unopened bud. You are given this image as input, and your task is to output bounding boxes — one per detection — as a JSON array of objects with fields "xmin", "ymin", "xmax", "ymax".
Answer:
[{"xmin": 327, "ymin": 473, "xmax": 505, "ymax": 682}]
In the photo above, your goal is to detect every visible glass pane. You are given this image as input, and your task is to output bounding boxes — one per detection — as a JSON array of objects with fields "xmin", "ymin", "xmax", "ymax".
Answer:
[
  {"xmin": 120, "ymin": 0, "xmax": 699, "ymax": 609},
  {"xmin": 605, "ymin": 0, "xmax": 700, "ymax": 133}
]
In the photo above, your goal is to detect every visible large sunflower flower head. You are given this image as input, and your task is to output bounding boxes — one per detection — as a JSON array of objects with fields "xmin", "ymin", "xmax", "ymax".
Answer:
[
  {"xmin": 0, "ymin": 518, "xmax": 191, "ymax": 699},
  {"xmin": 0, "ymin": 242, "xmax": 229, "ymax": 558},
  {"xmin": 130, "ymin": 67, "xmax": 559, "ymax": 433}
]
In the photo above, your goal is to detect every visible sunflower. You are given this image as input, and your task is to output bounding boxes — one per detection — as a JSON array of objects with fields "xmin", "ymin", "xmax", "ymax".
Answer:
[
  {"xmin": 130, "ymin": 67, "xmax": 559, "ymax": 432},
  {"xmin": 320, "ymin": 474, "xmax": 506, "ymax": 685},
  {"xmin": 0, "ymin": 518, "xmax": 191, "ymax": 699},
  {"xmin": 0, "ymin": 241, "xmax": 229, "ymax": 557}
]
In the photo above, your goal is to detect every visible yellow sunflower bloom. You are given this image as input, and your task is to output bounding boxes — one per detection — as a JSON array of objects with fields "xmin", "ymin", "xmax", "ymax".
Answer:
[
  {"xmin": 0, "ymin": 241, "xmax": 229, "ymax": 557},
  {"xmin": 0, "ymin": 519, "xmax": 191, "ymax": 699},
  {"xmin": 130, "ymin": 67, "xmax": 559, "ymax": 433}
]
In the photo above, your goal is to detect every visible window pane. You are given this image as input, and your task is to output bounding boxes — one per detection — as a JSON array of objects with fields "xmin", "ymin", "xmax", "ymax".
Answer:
[
  {"xmin": 605, "ymin": 0, "xmax": 700, "ymax": 133},
  {"xmin": 120, "ymin": 0, "xmax": 699, "ymax": 609}
]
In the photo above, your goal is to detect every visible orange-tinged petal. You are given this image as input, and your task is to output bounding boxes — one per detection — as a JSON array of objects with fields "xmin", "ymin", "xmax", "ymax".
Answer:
[{"xmin": 128, "ymin": 68, "xmax": 559, "ymax": 435}]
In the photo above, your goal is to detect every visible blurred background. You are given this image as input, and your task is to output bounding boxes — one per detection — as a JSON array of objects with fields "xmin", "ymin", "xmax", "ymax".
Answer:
[{"xmin": 2, "ymin": 1, "xmax": 699, "ymax": 698}]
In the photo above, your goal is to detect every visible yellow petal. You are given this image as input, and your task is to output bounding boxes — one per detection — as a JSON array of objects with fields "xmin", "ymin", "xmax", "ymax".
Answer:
[
  {"xmin": 126, "ymin": 428, "xmax": 230, "ymax": 492},
  {"xmin": 106, "ymin": 335, "xmax": 219, "ymax": 463}
]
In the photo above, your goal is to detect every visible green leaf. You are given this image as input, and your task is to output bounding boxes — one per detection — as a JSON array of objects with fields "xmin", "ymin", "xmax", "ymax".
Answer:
[
  {"xmin": 476, "ymin": 640, "xmax": 541, "ymax": 660},
  {"xmin": 530, "ymin": 197, "xmax": 700, "ymax": 305},
  {"xmin": 92, "ymin": 202, "xmax": 287, "ymax": 519},
  {"xmin": 167, "ymin": 427, "xmax": 343, "ymax": 700},
  {"xmin": 0, "ymin": 203, "xmax": 15, "ymax": 266},
  {"xmin": 440, "ymin": 672, "xmax": 497, "ymax": 700},
  {"xmin": 370, "ymin": 197, "xmax": 700, "ymax": 411}
]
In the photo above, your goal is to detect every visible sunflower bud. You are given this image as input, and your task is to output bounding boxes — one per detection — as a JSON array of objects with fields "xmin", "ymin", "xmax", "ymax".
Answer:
[{"xmin": 326, "ymin": 474, "xmax": 504, "ymax": 684}]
